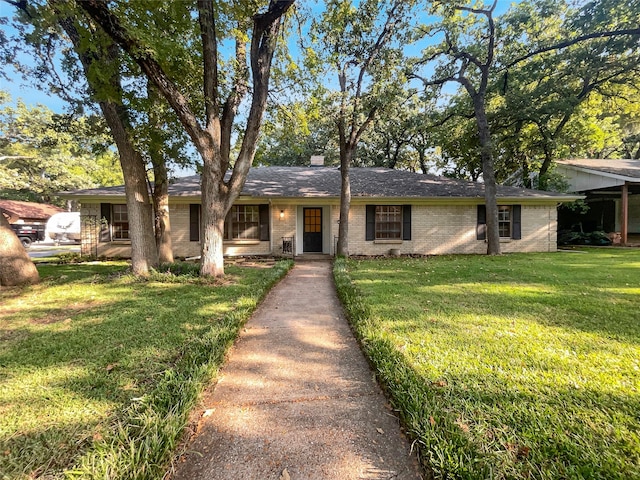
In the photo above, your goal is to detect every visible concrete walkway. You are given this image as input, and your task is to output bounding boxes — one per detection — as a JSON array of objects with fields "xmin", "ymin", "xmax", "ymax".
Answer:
[{"xmin": 172, "ymin": 261, "xmax": 423, "ymax": 480}]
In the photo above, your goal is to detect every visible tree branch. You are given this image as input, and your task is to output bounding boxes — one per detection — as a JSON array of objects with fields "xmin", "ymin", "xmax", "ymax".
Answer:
[
  {"xmin": 505, "ymin": 28, "xmax": 640, "ymax": 69},
  {"xmin": 353, "ymin": 106, "xmax": 378, "ymax": 146},
  {"xmin": 228, "ymin": 0, "xmax": 294, "ymax": 199},
  {"xmin": 354, "ymin": 0, "xmax": 403, "ymax": 101},
  {"xmin": 197, "ymin": 0, "xmax": 219, "ymax": 128},
  {"xmin": 456, "ymin": 0, "xmax": 497, "ymax": 17},
  {"xmin": 220, "ymin": 29, "xmax": 249, "ymax": 169},
  {"xmin": 79, "ymin": 0, "xmax": 207, "ymax": 149}
]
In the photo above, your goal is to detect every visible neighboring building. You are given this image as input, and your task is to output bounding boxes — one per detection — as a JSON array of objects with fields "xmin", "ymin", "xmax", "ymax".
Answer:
[
  {"xmin": 0, "ymin": 199, "xmax": 64, "ymax": 224},
  {"xmin": 62, "ymin": 167, "xmax": 580, "ymax": 258},
  {"xmin": 556, "ymin": 159, "xmax": 640, "ymax": 245}
]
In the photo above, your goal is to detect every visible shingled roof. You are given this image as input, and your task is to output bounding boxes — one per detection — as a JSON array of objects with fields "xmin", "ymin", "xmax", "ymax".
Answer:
[
  {"xmin": 556, "ymin": 159, "xmax": 640, "ymax": 180},
  {"xmin": 64, "ymin": 167, "xmax": 576, "ymax": 201},
  {"xmin": 0, "ymin": 200, "xmax": 64, "ymax": 223}
]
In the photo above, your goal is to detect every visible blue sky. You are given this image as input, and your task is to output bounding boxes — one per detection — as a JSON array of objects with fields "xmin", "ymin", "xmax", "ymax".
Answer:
[{"xmin": 1, "ymin": 0, "xmax": 518, "ymax": 113}]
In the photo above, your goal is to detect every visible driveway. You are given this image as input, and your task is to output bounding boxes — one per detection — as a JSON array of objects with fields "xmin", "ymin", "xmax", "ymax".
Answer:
[{"xmin": 27, "ymin": 241, "xmax": 80, "ymax": 258}]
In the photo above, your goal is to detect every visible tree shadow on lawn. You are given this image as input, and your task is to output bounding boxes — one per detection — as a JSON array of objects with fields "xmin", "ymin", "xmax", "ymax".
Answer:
[
  {"xmin": 0, "ymin": 275, "xmax": 259, "ymax": 477},
  {"xmin": 365, "ymin": 334, "xmax": 640, "ymax": 480},
  {"xmin": 0, "ymin": 418, "xmax": 99, "ymax": 479},
  {"xmin": 353, "ymin": 254, "xmax": 640, "ymax": 343},
  {"xmin": 354, "ymin": 250, "xmax": 640, "ymax": 288},
  {"xmin": 37, "ymin": 262, "xmax": 130, "ymax": 285}
]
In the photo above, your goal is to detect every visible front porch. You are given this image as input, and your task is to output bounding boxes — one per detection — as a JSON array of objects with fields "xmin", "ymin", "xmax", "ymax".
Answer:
[{"xmin": 272, "ymin": 203, "xmax": 339, "ymax": 257}]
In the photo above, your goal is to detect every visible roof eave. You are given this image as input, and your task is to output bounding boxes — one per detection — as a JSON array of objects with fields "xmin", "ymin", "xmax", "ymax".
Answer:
[
  {"xmin": 65, "ymin": 193, "xmax": 584, "ymax": 204},
  {"xmin": 557, "ymin": 164, "xmax": 640, "ymax": 183}
]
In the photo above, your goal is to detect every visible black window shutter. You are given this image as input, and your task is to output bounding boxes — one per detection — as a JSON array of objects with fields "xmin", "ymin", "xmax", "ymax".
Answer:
[
  {"xmin": 259, "ymin": 204, "xmax": 270, "ymax": 241},
  {"xmin": 512, "ymin": 205, "xmax": 522, "ymax": 240},
  {"xmin": 366, "ymin": 205, "xmax": 376, "ymax": 241},
  {"xmin": 99, "ymin": 203, "xmax": 111, "ymax": 242},
  {"xmin": 476, "ymin": 205, "xmax": 487, "ymax": 240},
  {"xmin": 402, "ymin": 205, "xmax": 411, "ymax": 241},
  {"xmin": 189, "ymin": 204, "xmax": 200, "ymax": 242}
]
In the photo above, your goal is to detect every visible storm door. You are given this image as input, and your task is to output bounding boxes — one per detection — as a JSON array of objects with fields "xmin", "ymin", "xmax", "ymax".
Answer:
[{"xmin": 303, "ymin": 208, "xmax": 323, "ymax": 252}]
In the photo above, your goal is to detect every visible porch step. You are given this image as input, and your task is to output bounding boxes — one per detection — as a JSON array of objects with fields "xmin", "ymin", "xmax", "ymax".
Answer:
[{"xmin": 295, "ymin": 253, "xmax": 332, "ymax": 261}]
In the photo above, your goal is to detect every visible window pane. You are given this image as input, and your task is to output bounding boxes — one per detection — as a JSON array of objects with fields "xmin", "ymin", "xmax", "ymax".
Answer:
[
  {"xmin": 112, "ymin": 204, "xmax": 129, "ymax": 240},
  {"xmin": 228, "ymin": 205, "xmax": 260, "ymax": 240},
  {"xmin": 305, "ymin": 209, "xmax": 321, "ymax": 233},
  {"xmin": 498, "ymin": 206, "xmax": 511, "ymax": 238},
  {"xmin": 375, "ymin": 205, "xmax": 402, "ymax": 239}
]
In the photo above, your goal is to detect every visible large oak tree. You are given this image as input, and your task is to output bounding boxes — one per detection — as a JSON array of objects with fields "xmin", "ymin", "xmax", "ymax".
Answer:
[
  {"xmin": 7, "ymin": 1, "xmax": 165, "ymax": 273},
  {"xmin": 311, "ymin": 0, "xmax": 414, "ymax": 256},
  {"xmin": 415, "ymin": 0, "xmax": 640, "ymax": 253},
  {"xmin": 81, "ymin": 0, "xmax": 294, "ymax": 277}
]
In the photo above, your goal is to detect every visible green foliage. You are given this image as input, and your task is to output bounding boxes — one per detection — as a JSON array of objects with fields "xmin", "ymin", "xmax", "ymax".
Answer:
[
  {"xmin": 154, "ymin": 261, "xmax": 202, "ymax": 278},
  {"xmin": 254, "ymin": 0, "xmax": 640, "ymax": 180},
  {"xmin": 335, "ymin": 252, "xmax": 640, "ymax": 479},
  {"xmin": 0, "ymin": 94, "xmax": 122, "ymax": 204},
  {"xmin": 490, "ymin": 0, "xmax": 640, "ymax": 182},
  {"xmin": 0, "ymin": 260, "xmax": 292, "ymax": 479},
  {"xmin": 256, "ymin": 94, "xmax": 340, "ymax": 166},
  {"xmin": 309, "ymin": 0, "xmax": 417, "ymax": 144},
  {"xmin": 410, "ymin": 0, "xmax": 640, "ymax": 185},
  {"xmin": 558, "ymin": 230, "xmax": 612, "ymax": 246}
]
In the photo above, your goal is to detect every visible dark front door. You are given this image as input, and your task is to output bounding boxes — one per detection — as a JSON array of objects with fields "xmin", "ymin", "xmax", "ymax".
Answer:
[{"xmin": 303, "ymin": 208, "xmax": 323, "ymax": 252}]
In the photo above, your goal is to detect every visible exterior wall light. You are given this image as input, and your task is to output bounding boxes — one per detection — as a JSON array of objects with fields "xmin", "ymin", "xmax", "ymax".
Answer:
[{"xmin": 279, "ymin": 209, "xmax": 284, "ymax": 220}]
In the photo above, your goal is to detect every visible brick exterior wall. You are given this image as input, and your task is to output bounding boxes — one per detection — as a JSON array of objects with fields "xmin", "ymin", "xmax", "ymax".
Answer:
[
  {"xmin": 271, "ymin": 204, "xmax": 297, "ymax": 256},
  {"xmin": 348, "ymin": 203, "xmax": 557, "ymax": 255},
  {"xmin": 80, "ymin": 201, "xmax": 558, "ymax": 258}
]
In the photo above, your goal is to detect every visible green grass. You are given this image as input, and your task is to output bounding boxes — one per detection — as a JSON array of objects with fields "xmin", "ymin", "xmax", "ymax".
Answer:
[
  {"xmin": 0, "ymin": 260, "xmax": 292, "ymax": 480},
  {"xmin": 334, "ymin": 250, "xmax": 640, "ymax": 480}
]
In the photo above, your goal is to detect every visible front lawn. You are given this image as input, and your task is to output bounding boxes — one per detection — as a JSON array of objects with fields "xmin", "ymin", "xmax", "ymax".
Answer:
[
  {"xmin": 335, "ymin": 250, "xmax": 640, "ymax": 480},
  {"xmin": 0, "ymin": 260, "xmax": 291, "ymax": 479}
]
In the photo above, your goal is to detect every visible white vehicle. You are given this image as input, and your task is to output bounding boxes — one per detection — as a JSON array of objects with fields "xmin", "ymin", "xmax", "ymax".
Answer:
[{"xmin": 46, "ymin": 211, "xmax": 81, "ymax": 244}]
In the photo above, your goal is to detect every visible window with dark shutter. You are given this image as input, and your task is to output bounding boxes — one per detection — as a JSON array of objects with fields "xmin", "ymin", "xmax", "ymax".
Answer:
[
  {"xmin": 259, "ymin": 204, "xmax": 270, "ymax": 241},
  {"xmin": 477, "ymin": 205, "xmax": 522, "ymax": 240},
  {"xmin": 189, "ymin": 204, "xmax": 200, "ymax": 242},
  {"xmin": 224, "ymin": 205, "xmax": 260, "ymax": 240},
  {"xmin": 112, "ymin": 204, "xmax": 129, "ymax": 240},
  {"xmin": 99, "ymin": 203, "xmax": 112, "ymax": 243},
  {"xmin": 402, "ymin": 205, "xmax": 411, "ymax": 241},
  {"xmin": 498, "ymin": 206, "xmax": 512, "ymax": 238},
  {"xmin": 366, "ymin": 205, "xmax": 376, "ymax": 241},
  {"xmin": 375, "ymin": 206, "xmax": 402, "ymax": 239},
  {"xmin": 476, "ymin": 205, "xmax": 486, "ymax": 240},
  {"xmin": 512, "ymin": 205, "xmax": 522, "ymax": 240}
]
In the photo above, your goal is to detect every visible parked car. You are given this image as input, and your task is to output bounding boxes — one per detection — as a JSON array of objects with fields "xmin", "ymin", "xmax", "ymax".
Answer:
[
  {"xmin": 10, "ymin": 223, "xmax": 46, "ymax": 248},
  {"xmin": 46, "ymin": 212, "xmax": 81, "ymax": 244}
]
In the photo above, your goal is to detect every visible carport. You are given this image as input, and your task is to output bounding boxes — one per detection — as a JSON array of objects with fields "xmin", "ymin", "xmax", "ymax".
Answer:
[{"xmin": 556, "ymin": 159, "xmax": 640, "ymax": 245}]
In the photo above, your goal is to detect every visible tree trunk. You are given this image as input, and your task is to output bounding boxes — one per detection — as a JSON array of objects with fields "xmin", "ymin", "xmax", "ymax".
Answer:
[
  {"xmin": 521, "ymin": 156, "xmax": 532, "ymax": 188},
  {"xmin": 148, "ymin": 82, "xmax": 174, "ymax": 263},
  {"xmin": 337, "ymin": 145, "xmax": 353, "ymax": 257},
  {"xmin": 152, "ymin": 163, "xmax": 173, "ymax": 264},
  {"xmin": 473, "ymin": 94, "xmax": 501, "ymax": 255},
  {"xmin": 418, "ymin": 149, "xmax": 428, "ymax": 174},
  {"xmin": 538, "ymin": 143, "xmax": 554, "ymax": 191},
  {"xmin": 200, "ymin": 163, "xmax": 227, "ymax": 277},
  {"xmin": 0, "ymin": 214, "xmax": 39, "ymax": 287},
  {"xmin": 101, "ymin": 103, "xmax": 159, "ymax": 274},
  {"xmin": 57, "ymin": 17, "xmax": 159, "ymax": 275},
  {"xmin": 78, "ymin": 0, "xmax": 293, "ymax": 278}
]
